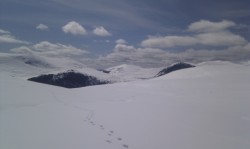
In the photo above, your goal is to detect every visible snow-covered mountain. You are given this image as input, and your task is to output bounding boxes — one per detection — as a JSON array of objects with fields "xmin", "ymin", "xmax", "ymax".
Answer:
[
  {"xmin": 1, "ymin": 53, "xmax": 250, "ymax": 149},
  {"xmin": 0, "ymin": 53, "xmax": 114, "ymax": 82},
  {"xmin": 0, "ymin": 53, "xmax": 161, "ymax": 82}
]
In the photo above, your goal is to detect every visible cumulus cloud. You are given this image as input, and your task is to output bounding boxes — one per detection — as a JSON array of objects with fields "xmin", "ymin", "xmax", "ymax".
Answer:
[
  {"xmin": 188, "ymin": 20, "xmax": 236, "ymax": 32},
  {"xmin": 62, "ymin": 21, "xmax": 87, "ymax": 35},
  {"xmin": 36, "ymin": 24, "xmax": 49, "ymax": 30},
  {"xmin": 0, "ymin": 29, "xmax": 29, "ymax": 44},
  {"xmin": 113, "ymin": 43, "xmax": 136, "ymax": 52},
  {"xmin": 115, "ymin": 39, "xmax": 127, "ymax": 44},
  {"xmin": 11, "ymin": 41, "xmax": 88, "ymax": 57},
  {"xmin": 141, "ymin": 20, "xmax": 246, "ymax": 48},
  {"xmin": 93, "ymin": 26, "xmax": 111, "ymax": 36}
]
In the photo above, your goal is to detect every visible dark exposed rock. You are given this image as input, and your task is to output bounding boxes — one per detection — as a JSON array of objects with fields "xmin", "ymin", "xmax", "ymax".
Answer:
[
  {"xmin": 28, "ymin": 70, "xmax": 109, "ymax": 88},
  {"xmin": 100, "ymin": 70, "xmax": 111, "ymax": 74},
  {"xmin": 155, "ymin": 62, "xmax": 195, "ymax": 77}
]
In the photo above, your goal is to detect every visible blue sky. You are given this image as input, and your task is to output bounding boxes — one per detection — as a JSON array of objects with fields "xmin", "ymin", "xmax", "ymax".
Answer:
[{"xmin": 1, "ymin": 0, "xmax": 250, "ymax": 68}]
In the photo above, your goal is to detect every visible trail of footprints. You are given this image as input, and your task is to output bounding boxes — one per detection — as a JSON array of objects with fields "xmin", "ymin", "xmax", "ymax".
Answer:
[{"xmin": 84, "ymin": 118, "xmax": 129, "ymax": 148}]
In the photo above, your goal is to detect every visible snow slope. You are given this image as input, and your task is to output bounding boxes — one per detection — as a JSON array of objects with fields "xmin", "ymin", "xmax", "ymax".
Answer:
[
  {"xmin": 105, "ymin": 64, "xmax": 162, "ymax": 81},
  {"xmin": 1, "ymin": 61, "xmax": 250, "ymax": 149}
]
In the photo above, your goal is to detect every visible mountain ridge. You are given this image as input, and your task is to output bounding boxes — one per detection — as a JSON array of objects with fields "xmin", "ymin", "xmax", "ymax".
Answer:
[{"xmin": 27, "ymin": 69, "xmax": 109, "ymax": 88}]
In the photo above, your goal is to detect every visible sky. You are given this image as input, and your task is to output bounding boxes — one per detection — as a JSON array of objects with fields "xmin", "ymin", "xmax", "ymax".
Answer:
[{"xmin": 0, "ymin": 0, "xmax": 250, "ymax": 68}]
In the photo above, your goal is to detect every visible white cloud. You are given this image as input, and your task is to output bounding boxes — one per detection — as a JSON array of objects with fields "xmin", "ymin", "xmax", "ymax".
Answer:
[
  {"xmin": 93, "ymin": 26, "xmax": 111, "ymax": 36},
  {"xmin": 10, "ymin": 46, "xmax": 33, "ymax": 54},
  {"xmin": 243, "ymin": 43, "xmax": 250, "ymax": 51},
  {"xmin": 11, "ymin": 41, "xmax": 88, "ymax": 57},
  {"xmin": 188, "ymin": 20, "xmax": 236, "ymax": 32},
  {"xmin": 115, "ymin": 39, "xmax": 127, "ymax": 44},
  {"xmin": 196, "ymin": 31, "xmax": 247, "ymax": 46},
  {"xmin": 141, "ymin": 36, "xmax": 197, "ymax": 48},
  {"xmin": 36, "ymin": 24, "xmax": 49, "ymax": 30},
  {"xmin": 32, "ymin": 41, "xmax": 88, "ymax": 56},
  {"xmin": 114, "ymin": 43, "xmax": 136, "ymax": 52},
  {"xmin": 0, "ymin": 29, "xmax": 10, "ymax": 34},
  {"xmin": 142, "ymin": 33, "xmax": 246, "ymax": 48},
  {"xmin": 0, "ymin": 29, "xmax": 29, "ymax": 44},
  {"xmin": 62, "ymin": 21, "xmax": 87, "ymax": 35},
  {"xmin": 141, "ymin": 20, "xmax": 246, "ymax": 48}
]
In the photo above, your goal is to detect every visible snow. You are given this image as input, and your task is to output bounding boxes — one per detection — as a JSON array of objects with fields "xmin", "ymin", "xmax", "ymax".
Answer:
[
  {"xmin": 105, "ymin": 64, "xmax": 162, "ymax": 81},
  {"xmin": 1, "ymin": 59, "xmax": 250, "ymax": 149}
]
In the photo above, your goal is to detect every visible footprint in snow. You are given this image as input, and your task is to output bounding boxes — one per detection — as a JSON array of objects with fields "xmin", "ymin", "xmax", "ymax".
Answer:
[
  {"xmin": 117, "ymin": 137, "xmax": 122, "ymax": 141},
  {"xmin": 100, "ymin": 125, "xmax": 105, "ymax": 130},
  {"xmin": 90, "ymin": 121, "xmax": 96, "ymax": 125},
  {"xmin": 84, "ymin": 120, "xmax": 129, "ymax": 148},
  {"xmin": 106, "ymin": 140, "xmax": 112, "ymax": 144},
  {"xmin": 107, "ymin": 133, "xmax": 112, "ymax": 136},
  {"xmin": 123, "ymin": 144, "xmax": 129, "ymax": 148}
]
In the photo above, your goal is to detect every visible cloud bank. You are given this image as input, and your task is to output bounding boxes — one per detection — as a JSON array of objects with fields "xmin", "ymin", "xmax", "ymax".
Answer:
[
  {"xmin": 93, "ymin": 20, "xmax": 250, "ymax": 68},
  {"xmin": 188, "ymin": 20, "xmax": 236, "ymax": 32},
  {"xmin": 2, "ymin": 20, "xmax": 250, "ymax": 69},
  {"xmin": 141, "ymin": 20, "xmax": 246, "ymax": 48},
  {"xmin": 0, "ymin": 29, "xmax": 29, "ymax": 44},
  {"xmin": 11, "ymin": 41, "xmax": 88, "ymax": 57},
  {"xmin": 95, "ymin": 42, "xmax": 250, "ymax": 68}
]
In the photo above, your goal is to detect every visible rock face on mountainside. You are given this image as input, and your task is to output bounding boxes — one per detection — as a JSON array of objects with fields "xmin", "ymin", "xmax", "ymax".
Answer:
[
  {"xmin": 28, "ymin": 70, "xmax": 109, "ymax": 88},
  {"xmin": 155, "ymin": 62, "xmax": 195, "ymax": 77}
]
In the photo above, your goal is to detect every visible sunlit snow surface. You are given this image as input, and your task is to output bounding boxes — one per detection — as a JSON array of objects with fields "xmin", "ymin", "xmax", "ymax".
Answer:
[{"xmin": 1, "ymin": 59, "xmax": 250, "ymax": 149}]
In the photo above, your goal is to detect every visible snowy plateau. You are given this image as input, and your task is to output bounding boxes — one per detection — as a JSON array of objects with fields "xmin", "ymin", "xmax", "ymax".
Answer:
[{"xmin": 0, "ymin": 54, "xmax": 250, "ymax": 149}]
